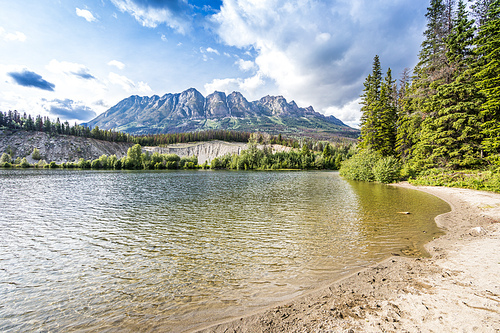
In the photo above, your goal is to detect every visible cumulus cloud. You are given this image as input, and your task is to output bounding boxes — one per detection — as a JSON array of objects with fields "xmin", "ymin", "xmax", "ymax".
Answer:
[
  {"xmin": 76, "ymin": 8, "xmax": 97, "ymax": 22},
  {"xmin": 137, "ymin": 81, "xmax": 152, "ymax": 93},
  {"xmin": 46, "ymin": 60, "xmax": 95, "ymax": 80},
  {"xmin": 44, "ymin": 98, "xmax": 97, "ymax": 120},
  {"xmin": 210, "ymin": 0, "xmax": 426, "ymax": 124},
  {"xmin": 324, "ymin": 98, "xmax": 362, "ymax": 128},
  {"xmin": 206, "ymin": 47, "xmax": 219, "ymax": 55},
  {"xmin": 107, "ymin": 60, "xmax": 125, "ymax": 70},
  {"xmin": 0, "ymin": 27, "xmax": 27, "ymax": 41},
  {"xmin": 8, "ymin": 69, "xmax": 55, "ymax": 91},
  {"xmin": 235, "ymin": 58, "xmax": 256, "ymax": 72},
  {"xmin": 204, "ymin": 73, "xmax": 265, "ymax": 97},
  {"xmin": 108, "ymin": 72, "xmax": 135, "ymax": 91},
  {"xmin": 108, "ymin": 72, "xmax": 152, "ymax": 93},
  {"xmin": 110, "ymin": 0, "xmax": 192, "ymax": 33}
]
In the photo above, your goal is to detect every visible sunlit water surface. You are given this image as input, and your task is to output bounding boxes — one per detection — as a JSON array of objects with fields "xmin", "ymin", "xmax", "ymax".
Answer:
[{"xmin": 0, "ymin": 170, "xmax": 449, "ymax": 332}]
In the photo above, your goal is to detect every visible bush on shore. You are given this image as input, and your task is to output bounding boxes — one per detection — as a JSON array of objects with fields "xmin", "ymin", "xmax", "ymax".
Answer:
[{"xmin": 339, "ymin": 149, "xmax": 402, "ymax": 184}]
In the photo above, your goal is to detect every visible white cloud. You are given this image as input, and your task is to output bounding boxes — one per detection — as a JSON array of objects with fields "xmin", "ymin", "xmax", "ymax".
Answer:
[
  {"xmin": 108, "ymin": 72, "xmax": 151, "ymax": 93},
  {"xmin": 161, "ymin": 34, "xmax": 167, "ymax": 42},
  {"xmin": 0, "ymin": 27, "xmax": 26, "ymax": 42},
  {"xmin": 107, "ymin": 60, "xmax": 125, "ymax": 70},
  {"xmin": 108, "ymin": 72, "xmax": 135, "ymax": 91},
  {"xmin": 110, "ymin": 0, "xmax": 190, "ymax": 34},
  {"xmin": 76, "ymin": 8, "xmax": 97, "ymax": 22},
  {"xmin": 46, "ymin": 59, "xmax": 95, "ymax": 80},
  {"xmin": 206, "ymin": 47, "xmax": 220, "ymax": 55},
  {"xmin": 137, "ymin": 81, "xmax": 152, "ymax": 93},
  {"xmin": 211, "ymin": 0, "xmax": 426, "ymax": 117},
  {"xmin": 235, "ymin": 59, "xmax": 255, "ymax": 72},
  {"xmin": 204, "ymin": 73, "xmax": 265, "ymax": 98},
  {"xmin": 324, "ymin": 98, "xmax": 362, "ymax": 128}
]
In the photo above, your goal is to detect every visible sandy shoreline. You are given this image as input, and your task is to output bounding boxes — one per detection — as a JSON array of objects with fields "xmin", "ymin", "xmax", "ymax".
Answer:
[{"xmin": 195, "ymin": 183, "xmax": 500, "ymax": 332}]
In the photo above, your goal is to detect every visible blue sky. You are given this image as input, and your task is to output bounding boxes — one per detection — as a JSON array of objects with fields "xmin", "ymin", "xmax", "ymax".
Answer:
[{"xmin": 0, "ymin": 0, "xmax": 428, "ymax": 127}]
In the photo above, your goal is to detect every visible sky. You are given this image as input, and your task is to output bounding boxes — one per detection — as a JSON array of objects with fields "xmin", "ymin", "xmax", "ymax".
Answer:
[{"xmin": 0, "ymin": 0, "xmax": 429, "ymax": 128}]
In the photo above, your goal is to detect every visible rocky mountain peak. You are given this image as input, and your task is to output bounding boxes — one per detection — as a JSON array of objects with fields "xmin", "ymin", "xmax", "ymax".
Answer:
[{"xmin": 84, "ymin": 88, "xmax": 356, "ymax": 138}]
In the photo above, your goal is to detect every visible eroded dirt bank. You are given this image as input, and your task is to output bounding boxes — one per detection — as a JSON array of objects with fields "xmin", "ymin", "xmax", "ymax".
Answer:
[
  {"xmin": 195, "ymin": 184, "xmax": 500, "ymax": 332},
  {"xmin": 0, "ymin": 130, "xmax": 133, "ymax": 163}
]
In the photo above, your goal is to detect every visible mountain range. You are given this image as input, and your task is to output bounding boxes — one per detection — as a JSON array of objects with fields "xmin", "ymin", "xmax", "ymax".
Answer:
[{"xmin": 86, "ymin": 88, "xmax": 359, "ymax": 140}]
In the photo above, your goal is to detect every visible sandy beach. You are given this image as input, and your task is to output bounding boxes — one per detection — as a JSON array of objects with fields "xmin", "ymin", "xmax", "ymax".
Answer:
[{"xmin": 196, "ymin": 183, "xmax": 500, "ymax": 332}]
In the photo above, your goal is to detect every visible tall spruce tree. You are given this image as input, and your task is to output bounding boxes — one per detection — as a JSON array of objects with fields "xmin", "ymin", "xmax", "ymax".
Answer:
[
  {"xmin": 413, "ymin": 0, "xmax": 450, "ymax": 95},
  {"xmin": 471, "ymin": 0, "xmax": 496, "ymax": 26},
  {"xmin": 412, "ymin": 0, "xmax": 484, "ymax": 169},
  {"xmin": 475, "ymin": 0, "xmax": 500, "ymax": 165},
  {"xmin": 359, "ymin": 56, "xmax": 397, "ymax": 156},
  {"xmin": 395, "ymin": 69, "xmax": 422, "ymax": 161},
  {"xmin": 359, "ymin": 55, "xmax": 382, "ymax": 150},
  {"xmin": 377, "ymin": 68, "xmax": 397, "ymax": 156}
]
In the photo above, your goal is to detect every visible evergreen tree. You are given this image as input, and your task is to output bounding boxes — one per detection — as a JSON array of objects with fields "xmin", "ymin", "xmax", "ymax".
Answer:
[
  {"xmin": 413, "ymin": 0, "xmax": 452, "ymax": 114},
  {"xmin": 412, "ymin": 0, "xmax": 484, "ymax": 169},
  {"xmin": 359, "ymin": 56, "xmax": 397, "ymax": 156},
  {"xmin": 395, "ymin": 69, "xmax": 422, "ymax": 161},
  {"xmin": 475, "ymin": 0, "xmax": 500, "ymax": 164},
  {"xmin": 471, "ymin": 0, "xmax": 496, "ymax": 26},
  {"xmin": 377, "ymin": 68, "xmax": 397, "ymax": 156},
  {"xmin": 359, "ymin": 55, "xmax": 382, "ymax": 150}
]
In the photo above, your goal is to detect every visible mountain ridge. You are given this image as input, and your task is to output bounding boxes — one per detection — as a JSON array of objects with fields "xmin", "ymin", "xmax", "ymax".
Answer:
[{"xmin": 86, "ymin": 88, "xmax": 358, "ymax": 140}]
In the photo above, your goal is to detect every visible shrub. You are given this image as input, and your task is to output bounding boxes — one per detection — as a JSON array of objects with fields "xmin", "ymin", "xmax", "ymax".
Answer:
[
  {"xmin": 91, "ymin": 159, "xmax": 102, "ymax": 169},
  {"xmin": 372, "ymin": 156, "xmax": 401, "ymax": 183},
  {"xmin": 339, "ymin": 149, "xmax": 380, "ymax": 181},
  {"xmin": 32, "ymin": 148, "xmax": 41, "ymax": 160},
  {"xmin": 0, "ymin": 153, "xmax": 12, "ymax": 164},
  {"xmin": 36, "ymin": 160, "xmax": 48, "ymax": 168},
  {"xmin": 20, "ymin": 158, "xmax": 30, "ymax": 168}
]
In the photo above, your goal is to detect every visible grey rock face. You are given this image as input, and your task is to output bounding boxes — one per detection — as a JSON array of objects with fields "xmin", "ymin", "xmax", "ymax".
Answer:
[{"xmin": 85, "ymin": 88, "xmax": 355, "ymax": 136}]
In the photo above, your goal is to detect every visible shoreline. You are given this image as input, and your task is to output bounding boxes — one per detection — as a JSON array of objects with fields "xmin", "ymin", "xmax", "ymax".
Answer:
[{"xmin": 196, "ymin": 183, "xmax": 500, "ymax": 332}]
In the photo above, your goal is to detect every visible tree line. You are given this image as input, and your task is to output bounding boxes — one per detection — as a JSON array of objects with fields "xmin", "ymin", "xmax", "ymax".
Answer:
[
  {"xmin": 341, "ymin": 0, "xmax": 500, "ymax": 189},
  {"xmin": 0, "ymin": 110, "xmax": 335, "ymax": 151},
  {"xmin": 1, "ymin": 137, "xmax": 353, "ymax": 171},
  {"xmin": 210, "ymin": 135, "xmax": 353, "ymax": 170}
]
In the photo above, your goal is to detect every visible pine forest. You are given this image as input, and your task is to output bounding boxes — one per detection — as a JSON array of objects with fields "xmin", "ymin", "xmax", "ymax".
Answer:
[{"xmin": 341, "ymin": 0, "xmax": 500, "ymax": 191}]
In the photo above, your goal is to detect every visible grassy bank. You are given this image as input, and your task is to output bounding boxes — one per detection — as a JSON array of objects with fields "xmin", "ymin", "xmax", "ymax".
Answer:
[{"xmin": 408, "ymin": 168, "xmax": 500, "ymax": 193}]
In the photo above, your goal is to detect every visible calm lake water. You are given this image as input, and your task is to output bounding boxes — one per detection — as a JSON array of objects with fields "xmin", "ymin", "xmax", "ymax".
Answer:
[{"xmin": 0, "ymin": 169, "xmax": 449, "ymax": 332}]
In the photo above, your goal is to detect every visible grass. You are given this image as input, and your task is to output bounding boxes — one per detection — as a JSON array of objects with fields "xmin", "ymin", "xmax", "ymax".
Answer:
[{"xmin": 409, "ymin": 168, "xmax": 500, "ymax": 193}]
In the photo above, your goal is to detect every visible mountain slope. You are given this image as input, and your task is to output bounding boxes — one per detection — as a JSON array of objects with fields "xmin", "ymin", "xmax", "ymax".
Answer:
[{"xmin": 86, "ymin": 88, "xmax": 359, "ymax": 139}]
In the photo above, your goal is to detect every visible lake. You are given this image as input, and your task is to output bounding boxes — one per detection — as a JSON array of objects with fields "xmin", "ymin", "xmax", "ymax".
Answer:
[{"xmin": 0, "ymin": 169, "xmax": 449, "ymax": 332}]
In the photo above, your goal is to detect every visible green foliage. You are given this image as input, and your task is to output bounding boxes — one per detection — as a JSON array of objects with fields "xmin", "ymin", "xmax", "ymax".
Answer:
[
  {"xmin": 410, "ymin": 168, "xmax": 500, "ymax": 192},
  {"xmin": 359, "ymin": 56, "xmax": 397, "ymax": 157},
  {"xmin": 35, "ymin": 159, "xmax": 48, "ymax": 168},
  {"xmin": 77, "ymin": 158, "xmax": 91, "ymax": 169},
  {"xmin": 0, "ymin": 153, "xmax": 12, "ymax": 164},
  {"xmin": 31, "ymin": 148, "xmax": 41, "ymax": 160},
  {"xmin": 20, "ymin": 158, "xmax": 30, "ymax": 168},
  {"xmin": 339, "ymin": 149, "xmax": 381, "ymax": 182},
  {"xmin": 180, "ymin": 156, "xmax": 198, "ymax": 168},
  {"xmin": 126, "ymin": 144, "xmax": 143, "ymax": 170},
  {"xmin": 412, "ymin": 1, "xmax": 484, "ymax": 170},
  {"xmin": 209, "ymin": 141, "xmax": 353, "ymax": 171},
  {"xmin": 475, "ymin": 0, "xmax": 500, "ymax": 165},
  {"xmin": 372, "ymin": 156, "xmax": 402, "ymax": 183}
]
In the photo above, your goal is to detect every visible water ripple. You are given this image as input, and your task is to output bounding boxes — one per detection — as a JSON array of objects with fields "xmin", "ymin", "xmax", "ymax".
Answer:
[{"xmin": 0, "ymin": 169, "xmax": 449, "ymax": 332}]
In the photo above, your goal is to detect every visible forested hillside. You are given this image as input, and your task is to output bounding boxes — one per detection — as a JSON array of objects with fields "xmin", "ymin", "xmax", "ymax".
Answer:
[{"xmin": 341, "ymin": 0, "xmax": 500, "ymax": 190}]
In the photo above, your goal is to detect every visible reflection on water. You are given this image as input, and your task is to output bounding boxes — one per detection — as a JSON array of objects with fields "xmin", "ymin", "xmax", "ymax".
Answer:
[{"xmin": 0, "ymin": 170, "xmax": 449, "ymax": 332}]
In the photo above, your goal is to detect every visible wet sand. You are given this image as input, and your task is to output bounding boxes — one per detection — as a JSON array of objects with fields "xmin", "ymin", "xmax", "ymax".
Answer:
[{"xmin": 195, "ymin": 183, "xmax": 500, "ymax": 332}]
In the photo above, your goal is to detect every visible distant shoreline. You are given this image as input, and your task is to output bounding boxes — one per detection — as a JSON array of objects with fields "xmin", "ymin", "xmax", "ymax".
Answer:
[{"xmin": 197, "ymin": 183, "xmax": 500, "ymax": 332}]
